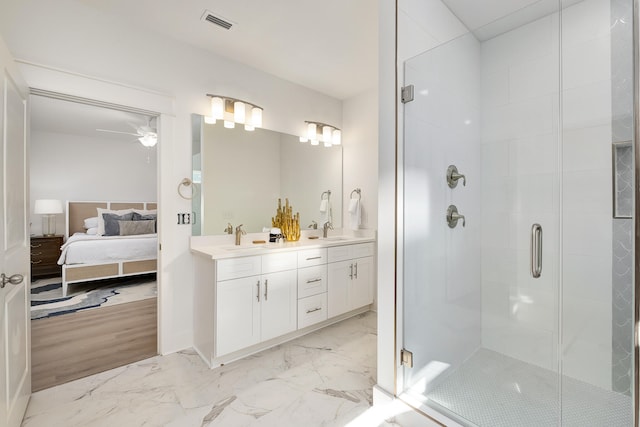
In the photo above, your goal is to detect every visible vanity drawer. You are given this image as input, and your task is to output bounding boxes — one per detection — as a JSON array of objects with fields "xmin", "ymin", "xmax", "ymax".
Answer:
[
  {"xmin": 262, "ymin": 252, "xmax": 297, "ymax": 274},
  {"xmin": 328, "ymin": 242, "xmax": 375, "ymax": 263},
  {"xmin": 297, "ymin": 248, "xmax": 327, "ymax": 268},
  {"xmin": 298, "ymin": 293, "xmax": 327, "ymax": 329},
  {"xmin": 217, "ymin": 256, "xmax": 261, "ymax": 281},
  {"xmin": 297, "ymin": 265, "xmax": 327, "ymax": 299}
]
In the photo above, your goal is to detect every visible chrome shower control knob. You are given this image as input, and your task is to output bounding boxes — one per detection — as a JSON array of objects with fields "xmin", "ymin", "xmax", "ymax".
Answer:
[
  {"xmin": 446, "ymin": 165, "xmax": 466, "ymax": 188},
  {"xmin": 446, "ymin": 205, "xmax": 466, "ymax": 228}
]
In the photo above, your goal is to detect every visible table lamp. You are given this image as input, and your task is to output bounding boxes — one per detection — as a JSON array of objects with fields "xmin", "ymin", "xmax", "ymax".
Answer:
[{"xmin": 34, "ymin": 199, "xmax": 63, "ymax": 236}]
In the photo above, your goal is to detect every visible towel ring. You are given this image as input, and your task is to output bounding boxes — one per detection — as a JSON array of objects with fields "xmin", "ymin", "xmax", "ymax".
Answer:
[
  {"xmin": 178, "ymin": 178, "xmax": 196, "ymax": 200},
  {"xmin": 321, "ymin": 190, "xmax": 332, "ymax": 200},
  {"xmin": 350, "ymin": 188, "xmax": 361, "ymax": 200}
]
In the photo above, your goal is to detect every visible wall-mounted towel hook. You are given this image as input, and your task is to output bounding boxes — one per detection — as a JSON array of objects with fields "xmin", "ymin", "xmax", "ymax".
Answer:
[
  {"xmin": 321, "ymin": 190, "xmax": 332, "ymax": 200},
  {"xmin": 350, "ymin": 188, "xmax": 361, "ymax": 200},
  {"xmin": 178, "ymin": 178, "xmax": 196, "ymax": 200}
]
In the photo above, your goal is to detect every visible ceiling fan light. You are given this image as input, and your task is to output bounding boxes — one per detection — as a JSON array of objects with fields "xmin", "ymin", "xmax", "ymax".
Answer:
[
  {"xmin": 244, "ymin": 124, "xmax": 255, "ymax": 131},
  {"xmin": 251, "ymin": 107, "xmax": 263, "ymax": 128},
  {"xmin": 211, "ymin": 97, "xmax": 224, "ymax": 120},
  {"xmin": 307, "ymin": 123, "xmax": 317, "ymax": 140},
  {"xmin": 204, "ymin": 116, "xmax": 216, "ymax": 124},
  {"xmin": 234, "ymin": 101, "xmax": 246, "ymax": 124},
  {"xmin": 138, "ymin": 134, "xmax": 157, "ymax": 147},
  {"xmin": 332, "ymin": 129, "xmax": 341, "ymax": 145},
  {"xmin": 310, "ymin": 139, "xmax": 319, "ymax": 146},
  {"xmin": 323, "ymin": 140, "xmax": 332, "ymax": 148},
  {"xmin": 299, "ymin": 136, "xmax": 308, "ymax": 143},
  {"xmin": 224, "ymin": 120, "xmax": 235, "ymax": 129}
]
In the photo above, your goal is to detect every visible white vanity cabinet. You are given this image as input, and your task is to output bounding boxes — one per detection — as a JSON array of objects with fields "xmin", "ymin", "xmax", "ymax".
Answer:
[
  {"xmin": 327, "ymin": 242, "xmax": 375, "ymax": 318},
  {"xmin": 215, "ymin": 254, "xmax": 297, "ymax": 357}
]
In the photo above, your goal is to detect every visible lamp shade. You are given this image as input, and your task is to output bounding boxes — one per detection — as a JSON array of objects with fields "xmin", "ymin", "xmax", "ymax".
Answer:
[{"xmin": 34, "ymin": 199, "xmax": 63, "ymax": 215}]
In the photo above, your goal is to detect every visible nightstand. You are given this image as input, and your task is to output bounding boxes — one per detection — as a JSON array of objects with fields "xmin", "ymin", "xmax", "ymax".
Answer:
[{"xmin": 30, "ymin": 235, "xmax": 63, "ymax": 280}]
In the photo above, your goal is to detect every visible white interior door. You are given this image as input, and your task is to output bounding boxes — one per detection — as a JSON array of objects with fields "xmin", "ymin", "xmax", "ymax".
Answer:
[{"xmin": 0, "ymin": 38, "xmax": 31, "ymax": 427}]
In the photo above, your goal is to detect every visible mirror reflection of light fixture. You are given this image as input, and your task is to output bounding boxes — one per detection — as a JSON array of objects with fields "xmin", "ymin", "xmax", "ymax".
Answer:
[
  {"xmin": 302, "ymin": 121, "xmax": 341, "ymax": 147},
  {"xmin": 34, "ymin": 199, "xmax": 63, "ymax": 236},
  {"xmin": 206, "ymin": 94, "xmax": 263, "ymax": 131}
]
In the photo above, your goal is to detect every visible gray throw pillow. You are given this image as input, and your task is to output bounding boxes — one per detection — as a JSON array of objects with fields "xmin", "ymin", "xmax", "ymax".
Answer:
[
  {"xmin": 119, "ymin": 220, "xmax": 155, "ymax": 236},
  {"xmin": 102, "ymin": 212, "xmax": 134, "ymax": 236},
  {"xmin": 132, "ymin": 212, "xmax": 157, "ymax": 232}
]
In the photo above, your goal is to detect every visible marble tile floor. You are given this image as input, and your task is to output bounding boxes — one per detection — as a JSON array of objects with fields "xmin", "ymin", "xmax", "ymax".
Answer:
[{"xmin": 22, "ymin": 311, "xmax": 412, "ymax": 427}]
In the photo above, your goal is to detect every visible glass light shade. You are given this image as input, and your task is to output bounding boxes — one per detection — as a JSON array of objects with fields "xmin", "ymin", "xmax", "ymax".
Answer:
[
  {"xmin": 307, "ymin": 123, "xmax": 317, "ymax": 140},
  {"xmin": 322, "ymin": 126, "xmax": 333, "ymax": 143},
  {"xmin": 244, "ymin": 124, "xmax": 254, "ymax": 131},
  {"xmin": 224, "ymin": 120, "xmax": 235, "ymax": 129},
  {"xmin": 310, "ymin": 139, "xmax": 319, "ymax": 146},
  {"xmin": 211, "ymin": 97, "xmax": 224, "ymax": 120},
  {"xmin": 138, "ymin": 134, "xmax": 158, "ymax": 147},
  {"xmin": 204, "ymin": 116, "xmax": 216, "ymax": 124},
  {"xmin": 299, "ymin": 136, "xmax": 308, "ymax": 143},
  {"xmin": 234, "ymin": 101, "xmax": 246, "ymax": 123},
  {"xmin": 251, "ymin": 107, "xmax": 263, "ymax": 128},
  {"xmin": 332, "ymin": 129, "xmax": 341, "ymax": 145},
  {"xmin": 323, "ymin": 141, "xmax": 332, "ymax": 147}
]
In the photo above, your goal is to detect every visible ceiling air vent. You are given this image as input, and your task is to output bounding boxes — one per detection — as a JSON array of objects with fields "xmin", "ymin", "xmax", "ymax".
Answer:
[{"xmin": 201, "ymin": 10, "xmax": 233, "ymax": 30}]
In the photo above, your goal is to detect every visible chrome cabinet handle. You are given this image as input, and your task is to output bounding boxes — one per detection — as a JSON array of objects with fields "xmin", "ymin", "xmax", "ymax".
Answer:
[
  {"xmin": 264, "ymin": 279, "xmax": 268, "ymax": 301},
  {"xmin": 531, "ymin": 224, "xmax": 542, "ymax": 278},
  {"xmin": 31, "ymin": 251, "xmax": 42, "ymax": 256},
  {"xmin": 30, "ymin": 260, "xmax": 42, "ymax": 265},
  {"xmin": 1, "ymin": 273, "xmax": 24, "ymax": 288},
  {"xmin": 30, "ymin": 243, "xmax": 42, "ymax": 248},
  {"xmin": 446, "ymin": 165, "xmax": 466, "ymax": 188},
  {"xmin": 306, "ymin": 307, "xmax": 322, "ymax": 314},
  {"xmin": 306, "ymin": 278, "xmax": 322, "ymax": 284},
  {"xmin": 306, "ymin": 256, "xmax": 322, "ymax": 261},
  {"xmin": 354, "ymin": 262, "xmax": 358, "ymax": 279},
  {"xmin": 256, "ymin": 280, "xmax": 261, "ymax": 302}
]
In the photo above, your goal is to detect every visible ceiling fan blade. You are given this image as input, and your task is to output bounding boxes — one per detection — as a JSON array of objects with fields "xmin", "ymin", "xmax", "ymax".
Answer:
[{"xmin": 96, "ymin": 128, "xmax": 142, "ymax": 137}]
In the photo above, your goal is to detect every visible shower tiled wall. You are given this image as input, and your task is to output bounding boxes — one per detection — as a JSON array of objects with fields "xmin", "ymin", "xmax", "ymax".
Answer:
[{"xmin": 611, "ymin": 0, "xmax": 633, "ymax": 396}]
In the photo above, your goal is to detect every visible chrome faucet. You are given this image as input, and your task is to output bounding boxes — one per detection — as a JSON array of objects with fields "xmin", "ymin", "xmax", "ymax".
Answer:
[
  {"xmin": 308, "ymin": 220, "xmax": 318, "ymax": 229},
  {"xmin": 223, "ymin": 223, "xmax": 233, "ymax": 234},
  {"xmin": 323, "ymin": 221, "xmax": 333, "ymax": 238},
  {"xmin": 235, "ymin": 224, "xmax": 246, "ymax": 245}
]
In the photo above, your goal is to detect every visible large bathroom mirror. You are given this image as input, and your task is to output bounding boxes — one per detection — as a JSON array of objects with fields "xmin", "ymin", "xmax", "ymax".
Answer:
[{"xmin": 191, "ymin": 114, "xmax": 343, "ymax": 236}]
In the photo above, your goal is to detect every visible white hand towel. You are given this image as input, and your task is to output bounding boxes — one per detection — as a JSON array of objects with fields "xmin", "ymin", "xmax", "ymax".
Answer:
[
  {"xmin": 319, "ymin": 199, "xmax": 328, "ymax": 213},
  {"xmin": 348, "ymin": 198, "xmax": 361, "ymax": 230},
  {"xmin": 320, "ymin": 199, "xmax": 332, "ymax": 225}
]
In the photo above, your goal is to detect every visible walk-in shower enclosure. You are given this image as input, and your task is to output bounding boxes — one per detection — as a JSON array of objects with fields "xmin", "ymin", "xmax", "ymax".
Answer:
[{"xmin": 399, "ymin": 0, "xmax": 637, "ymax": 425}]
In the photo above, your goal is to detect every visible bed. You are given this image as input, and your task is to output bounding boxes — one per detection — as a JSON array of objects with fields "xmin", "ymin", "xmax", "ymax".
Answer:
[{"xmin": 58, "ymin": 201, "xmax": 158, "ymax": 297}]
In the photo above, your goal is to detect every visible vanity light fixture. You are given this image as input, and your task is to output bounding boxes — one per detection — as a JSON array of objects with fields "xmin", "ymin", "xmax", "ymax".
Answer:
[
  {"xmin": 206, "ymin": 94, "xmax": 263, "ymax": 131},
  {"xmin": 302, "ymin": 121, "xmax": 341, "ymax": 147}
]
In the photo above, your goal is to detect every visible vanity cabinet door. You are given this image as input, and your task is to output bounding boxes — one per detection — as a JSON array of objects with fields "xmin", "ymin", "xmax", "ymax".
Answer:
[
  {"xmin": 260, "ymin": 270, "xmax": 297, "ymax": 342},
  {"xmin": 351, "ymin": 256, "xmax": 373, "ymax": 309},
  {"xmin": 327, "ymin": 260, "xmax": 352, "ymax": 318},
  {"xmin": 216, "ymin": 276, "xmax": 260, "ymax": 357}
]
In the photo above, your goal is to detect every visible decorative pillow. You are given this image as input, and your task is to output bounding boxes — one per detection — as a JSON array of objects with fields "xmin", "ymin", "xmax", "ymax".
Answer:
[
  {"xmin": 102, "ymin": 212, "xmax": 134, "ymax": 236},
  {"xmin": 119, "ymin": 220, "xmax": 155, "ymax": 236},
  {"xmin": 132, "ymin": 212, "xmax": 157, "ymax": 233},
  {"xmin": 133, "ymin": 208, "xmax": 157, "ymax": 216},
  {"xmin": 86, "ymin": 227, "xmax": 98, "ymax": 235},
  {"xmin": 83, "ymin": 216, "xmax": 99, "ymax": 229},
  {"xmin": 96, "ymin": 208, "xmax": 134, "ymax": 235}
]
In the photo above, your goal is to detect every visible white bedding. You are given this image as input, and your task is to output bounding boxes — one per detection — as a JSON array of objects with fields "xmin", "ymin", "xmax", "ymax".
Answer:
[{"xmin": 58, "ymin": 233, "xmax": 158, "ymax": 265}]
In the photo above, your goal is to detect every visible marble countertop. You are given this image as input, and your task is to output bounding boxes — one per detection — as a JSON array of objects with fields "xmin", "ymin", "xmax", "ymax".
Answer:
[{"xmin": 191, "ymin": 229, "xmax": 376, "ymax": 260}]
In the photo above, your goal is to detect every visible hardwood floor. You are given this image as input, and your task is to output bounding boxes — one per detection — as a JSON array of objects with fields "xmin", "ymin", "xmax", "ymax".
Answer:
[{"xmin": 31, "ymin": 298, "xmax": 157, "ymax": 392}]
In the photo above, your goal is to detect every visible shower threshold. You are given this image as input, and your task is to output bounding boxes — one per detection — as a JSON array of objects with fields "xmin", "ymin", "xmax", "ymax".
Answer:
[{"xmin": 404, "ymin": 348, "xmax": 631, "ymax": 427}]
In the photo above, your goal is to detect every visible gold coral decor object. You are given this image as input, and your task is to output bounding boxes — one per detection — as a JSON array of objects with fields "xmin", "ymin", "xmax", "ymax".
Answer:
[{"xmin": 272, "ymin": 198, "xmax": 300, "ymax": 241}]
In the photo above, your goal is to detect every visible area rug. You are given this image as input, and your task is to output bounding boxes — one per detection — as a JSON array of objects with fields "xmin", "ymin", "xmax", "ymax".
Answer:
[{"xmin": 31, "ymin": 274, "xmax": 157, "ymax": 320}]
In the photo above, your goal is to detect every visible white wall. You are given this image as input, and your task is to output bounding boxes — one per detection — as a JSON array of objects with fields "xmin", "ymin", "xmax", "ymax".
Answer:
[
  {"xmin": 30, "ymin": 130, "xmax": 157, "ymax": 236},
  {"xmin": 1, "ymin": 0, "xmax": 378, "ymax": 354}
]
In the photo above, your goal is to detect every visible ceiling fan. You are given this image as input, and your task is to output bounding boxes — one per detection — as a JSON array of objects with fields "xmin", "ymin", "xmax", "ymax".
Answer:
[{"xmin": 96, "ymin": 121, "xmax": 158, "ymax": 147}]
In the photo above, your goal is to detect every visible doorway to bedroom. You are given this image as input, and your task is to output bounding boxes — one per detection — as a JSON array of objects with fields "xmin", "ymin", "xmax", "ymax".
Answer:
[{"xmin": 28, "ymin": 93, "xmax": 159, "ymax": 391}]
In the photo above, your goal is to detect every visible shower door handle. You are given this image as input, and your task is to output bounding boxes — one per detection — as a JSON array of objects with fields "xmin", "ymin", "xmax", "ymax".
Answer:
[{"xmin": 530, "ymin": 224, "xmax": 542, "ymax": 278}]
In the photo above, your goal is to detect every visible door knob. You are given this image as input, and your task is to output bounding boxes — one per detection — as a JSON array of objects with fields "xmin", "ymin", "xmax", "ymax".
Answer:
[
  {"xmin": 446, "ymin": 165, "xmax": 466, "ymax": 188},
  {"xmin": 1, "ymin": 273, "xmax": 24, "ymax": 288},
  {"xmin": 446, "ymin": 205, "xmax": 466, "ymax": 228}
]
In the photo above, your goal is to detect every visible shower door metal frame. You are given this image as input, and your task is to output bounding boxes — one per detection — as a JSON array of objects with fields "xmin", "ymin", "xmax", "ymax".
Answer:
[{"xmin": 633, "ymin": 1, "xmax": 640, "ymax": 426}]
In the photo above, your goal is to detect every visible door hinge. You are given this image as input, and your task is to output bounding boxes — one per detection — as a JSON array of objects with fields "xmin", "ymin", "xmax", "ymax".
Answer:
[
  {"xmin": 401, "ymin": 85, "xmax": 414, "ymax": 103},
  {"xmin": 400, "ymin": 348, "xmax": 413, "ymax": 368}
]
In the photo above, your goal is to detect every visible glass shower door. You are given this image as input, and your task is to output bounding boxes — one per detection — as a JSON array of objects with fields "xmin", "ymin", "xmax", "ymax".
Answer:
[{"xmin": 399, "ymin": 0, "xmax": 635, "ymax": 426}]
